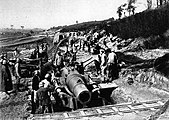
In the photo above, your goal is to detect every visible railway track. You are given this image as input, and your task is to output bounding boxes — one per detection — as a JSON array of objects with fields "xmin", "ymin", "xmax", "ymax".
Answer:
[{"xmin": 28, "ymin": 99, "xmax": 166, "ymax": 120}]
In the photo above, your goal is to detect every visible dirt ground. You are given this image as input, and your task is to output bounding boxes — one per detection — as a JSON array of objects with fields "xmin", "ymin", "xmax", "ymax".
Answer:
[{"xmin": 1, "ymin": 34, "xmax": 169, "ymax": 120}]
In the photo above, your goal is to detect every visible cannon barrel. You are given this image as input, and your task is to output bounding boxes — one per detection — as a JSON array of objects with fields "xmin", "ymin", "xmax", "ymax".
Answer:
[{"xmin": 66, "ymin": 73, "xmax": 91, "ymax": 104}]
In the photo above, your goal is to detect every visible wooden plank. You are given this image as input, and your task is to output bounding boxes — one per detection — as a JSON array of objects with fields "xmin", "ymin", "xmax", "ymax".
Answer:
[
  {"xmin": 157, "ymin": 101, "xmax": 164, "ymax": 106},
  {"xmin": 96, "ymin": 109, "xmax": 103, "ymax": 114},
  {"xmin": 80, "ymin": 111, "xmax": 86, "ymax": 116},
  {"xmin": 127, "ymin": 105, "xmax": 139, "ymax": 113},
  {"xmin": 142, "ymin": 103, "xmax": 158, "ymax": 111},
  {"xmin": 29, "ymin": 99, "xmax": 167, "ymax": 120},
  {"xmin": 63, "ymin": 113, "xmax": 69, "ymax": 118}
]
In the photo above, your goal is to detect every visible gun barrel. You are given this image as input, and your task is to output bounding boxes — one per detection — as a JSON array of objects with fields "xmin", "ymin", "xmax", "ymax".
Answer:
[{"xmin": 66, "ymin": 74, "xmax": 91, "ymax": 104}]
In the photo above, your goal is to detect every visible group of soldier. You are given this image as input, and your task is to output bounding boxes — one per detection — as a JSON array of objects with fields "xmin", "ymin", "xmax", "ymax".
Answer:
[
  {"xmin": 0, "ymin": 28, "xmax": 120, "ymax": 114},
  {"xmin": 96, "ymin": 48, "xmax": 119, "ymax": 82},
  {"xmin": 0, "ymin": 53, "xmax": 22, "ymax": 95},
  {"xmin": 65, "ymin": 29, "xmax": 119, "ymax": 82}
]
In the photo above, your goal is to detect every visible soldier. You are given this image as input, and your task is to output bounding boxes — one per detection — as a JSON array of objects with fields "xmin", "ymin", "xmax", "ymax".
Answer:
[
  {"xmin": 82, "ymin": 34, "xmax": 88, "ymax": 51},
  {"xmin": 36, "ymin": 82, "xmax": 52, "ymax": 114},
  {"xmin": 83, "ymin": 34, "xmax": 91, "ymax": 53},
  {"xmin": 35, "ymin": 44, "xmax": 40, "ymax": 58},
  {"xmin": 30, "ymin": 50, "xmax": 37, "ymax": 59},
  {"xmin": 14, "ymin": 47, "xmax": 20, "ymax": 59},
  {"xmin": 0, "ymin": 59, "xmax": 13, "ymax": 94},
  {"xmin": 93, "ymin": 31, "xmax": 99, "ymax": 43},
  {"xmin": 100, "ymin": 49, "xmax": 107, "ymax": 77},
  {"xmin": 107, "ymin": 49, "xmax": 119, "ymax": 82},
  {"xmin": 54, "ymin": 51, "xmax": 64, "ymax": 71},
  {"xmin": 39, "ymin": 61, "xmax": 55, "ymax": 80},
  {"xmin": 14, "ymin": 58, "xmax": 22, "ymax": 92},
  {"xmin": 74, "ymin": 62, "xmax": 84, "ymax": 75},
  {"xmin": 68, "ymin": 33, "xmax": 75, "ymax": 48},
  {"xmin": 92, "ymin": 49, "xmax": 102, "ymax": 75},
  {"xmin": 40, "ymin": 73, "xmax": 51, "ymax": 88},
  {"xmin": 41, "ymin": 43, "xmax": 48, "ymax": 63},
  {"xmin": 32, "ymin": 70, "xmax": 40, "ymax": 91},
  {"xmin": 40, "ymin": 73, "xmax": 55, "ymax": 91},
  {"xmin": 53, "ymin": 32, "xmax": 60, "ymax": 45},
  {"xmin": 93, "ymin": 59, "xmax": 101, "ymax": 75}
]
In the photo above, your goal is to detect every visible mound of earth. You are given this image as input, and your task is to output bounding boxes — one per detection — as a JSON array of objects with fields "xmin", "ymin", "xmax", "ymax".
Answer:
[{"xmin": 0, "ymin": 92, "xmax": 30, "ymax": 120}]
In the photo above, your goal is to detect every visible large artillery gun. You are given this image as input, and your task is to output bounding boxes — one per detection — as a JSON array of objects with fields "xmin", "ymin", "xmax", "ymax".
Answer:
[{"xmin": 51, "ymin": 70, "xmax": 118, "ymax": 111}]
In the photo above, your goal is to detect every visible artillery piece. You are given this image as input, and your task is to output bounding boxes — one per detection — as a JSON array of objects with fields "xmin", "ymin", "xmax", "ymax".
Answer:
[
  {"xmin": 66, "ymin": 73, "xmax": 91, "ymax": 104},
  {"xmin": 51, "ymin": 70, "xmax": 118, "ymax": 111}
]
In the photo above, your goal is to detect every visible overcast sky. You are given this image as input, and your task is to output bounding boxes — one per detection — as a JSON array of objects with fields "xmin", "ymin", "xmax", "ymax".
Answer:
[{"xmin": 0, "ymin": 0, "xmax": 152, "ymax": 29}]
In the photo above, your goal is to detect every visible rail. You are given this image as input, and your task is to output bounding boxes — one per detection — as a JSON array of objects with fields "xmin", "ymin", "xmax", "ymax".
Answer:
[{"xmin": 28, "ymin": 99, "xmax": 166, "ymax": 120}]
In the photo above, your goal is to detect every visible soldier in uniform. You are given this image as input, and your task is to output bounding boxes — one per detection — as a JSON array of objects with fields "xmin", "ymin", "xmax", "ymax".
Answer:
[
  {"xmin": 32, "ymin": 70, "xmax": 40, "ymax": 91},
  {"xmin": 36, "ymin": 82, "xmax": 52, "ymax": 114},
  {"xmin": 14, "ymin": 58, "xmax": 22, "ymax": 93},
  {"xmin": 107, "ymin": 49, "xmax": 119, "ymax": 82},
  {"xmin": 100, "ymin": 49, "xmax": 107, "ymax": 76},
  {"xmin": 0, "ymin": 59, "xmax": 13, "ymax": 94}
]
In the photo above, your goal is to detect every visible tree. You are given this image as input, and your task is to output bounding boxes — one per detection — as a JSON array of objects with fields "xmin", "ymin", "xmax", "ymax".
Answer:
[
  {"xmin": 21, "ymin": 26, "xmax": 24, "ymax": 29},
  {"xmin": 10, "ymin": 25, "xmax": 13, "ymax": 29},
  {"xmin": 128, "ymin": 0, "xmax": 136, "ymax": 5},
  {"xmin": 122, "ymin": 3, "xmax": 127, "ymax": 17},
  {"xmin": 132, "ymin": 6, "xmax": 136, "ymax": 15},
  {"xmin": 160, "ymin": 0, "xmax": 163, "ymax": 5},
  {"xmin": 127, "ymin": 0, "xmax": 136, "ymax": 16},
  {"xmin": 127, "ymin": 5, "xmax": 135, "ymax": 16},
  {"xmin": 117, "ymin": 6, "xmax": 123, "ymax": 19},
  {"xmin": 157, "ymin": 0, "xmax": 167, "ymax": 7},
  {"xmin": 147, "ymin": 0, "xmax": 152, "ymax": 9}
]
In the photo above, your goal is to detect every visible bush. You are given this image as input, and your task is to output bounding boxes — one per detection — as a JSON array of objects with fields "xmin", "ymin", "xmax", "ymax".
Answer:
[{"xmin": 108, "ymin": 4, "xmax": 169, "ymax": 39}]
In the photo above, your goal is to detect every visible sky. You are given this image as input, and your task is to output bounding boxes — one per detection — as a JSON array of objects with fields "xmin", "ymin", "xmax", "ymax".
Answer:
[{"xmin": 0, "ymin": 0, "xmax": 155, "ymax": 29}]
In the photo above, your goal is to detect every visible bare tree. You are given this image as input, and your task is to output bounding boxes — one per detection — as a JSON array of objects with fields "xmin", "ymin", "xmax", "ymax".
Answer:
[
  {"xmin": 128, "ymin": 0, "xmax": 136, "ymax": 6},
  {"xmin": 127, "ymin": 0, "xmax": 136, "ymax": 16},
  {"xmin": 147, "ymin": 0, "xmax": 152, "ymax": 9}
]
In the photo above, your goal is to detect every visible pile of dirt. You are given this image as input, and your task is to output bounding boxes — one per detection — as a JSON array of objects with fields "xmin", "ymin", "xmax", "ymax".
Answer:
[
  {"xmin": 119, "ymin": 37, "xmax": 146, "ymax": 52},
  {"xmin": 111, "ymin": 29, "xmax": 169, "ymax": 53},
  {"xmin": 0, "ymin": 92, "xmax": 30, "ymax": 120},
  {"xmin": 124, "ymin": 49, "xmax": 169, "ymax": 60},
  {"xmin": 119, "ymin": 67, "xmax": 169, "ymax": 91}
]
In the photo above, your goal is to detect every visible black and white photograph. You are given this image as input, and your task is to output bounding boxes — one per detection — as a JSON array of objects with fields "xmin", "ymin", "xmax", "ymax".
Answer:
[{"xmin": 0, "ymin": 0, "xmax": 169, "ymax": 120}]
